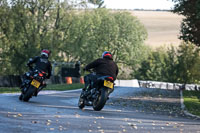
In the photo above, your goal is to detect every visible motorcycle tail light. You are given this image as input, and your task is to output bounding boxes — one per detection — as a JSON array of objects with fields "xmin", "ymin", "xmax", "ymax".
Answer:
[
  {"xmin": 39, "ymin": 73, "xmax": 43, "ymax": 77},
  {"xmin": 107, "ymin": 77, "xmax": 114, "ymax": 81},
  {"xmin": 42, "ymin": 71, "xmax": 46, "ymax": 74}
]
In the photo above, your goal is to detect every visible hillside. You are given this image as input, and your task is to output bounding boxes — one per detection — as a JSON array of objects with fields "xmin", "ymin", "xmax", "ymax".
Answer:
[{"xmin": 131, "ymin": 11, "xmax": 184, "ymax": 48}]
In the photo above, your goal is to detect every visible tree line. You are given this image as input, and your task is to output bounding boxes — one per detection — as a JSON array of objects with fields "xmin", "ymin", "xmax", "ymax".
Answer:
[
  {"xmin": 0, "ymin": 0, "xmax": 200, "ymax": 85},
  {"xmin": 135, "ymin": 43, "xmax": 200, "ymax": 84},
  {"xmin": 0, "ymin": 0, "xmax": 147, "ymax": 79}
]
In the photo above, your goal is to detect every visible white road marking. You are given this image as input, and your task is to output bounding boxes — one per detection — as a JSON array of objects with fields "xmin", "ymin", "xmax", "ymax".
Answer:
[{"xmin": 0, "ymin": 89, "xmax": 82, "ymax": 96}]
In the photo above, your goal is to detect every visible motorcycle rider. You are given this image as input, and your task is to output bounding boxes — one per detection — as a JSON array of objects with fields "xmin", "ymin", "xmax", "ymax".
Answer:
[
  {"xmin": 21, "ymin": 49, "xmax": 52, "ymax": 96},
  {"xmin": 83, "ymin": 51, "xmax": 118, "ymax": 95}
]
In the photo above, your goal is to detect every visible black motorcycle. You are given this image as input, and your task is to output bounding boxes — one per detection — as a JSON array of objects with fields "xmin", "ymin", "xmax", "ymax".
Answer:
[
  {"xmin": 19, "ymin": 69, "xmax": 47, "ymax": 102},
  {"xmin": 78, "ymin": 74, "xmax": 114, "ymax": 111}
]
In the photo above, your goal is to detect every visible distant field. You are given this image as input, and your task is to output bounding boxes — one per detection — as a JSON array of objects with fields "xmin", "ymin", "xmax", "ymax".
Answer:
[{"xmin": 130, "ymin": 11, "xmax": 184, "ymax": 48}]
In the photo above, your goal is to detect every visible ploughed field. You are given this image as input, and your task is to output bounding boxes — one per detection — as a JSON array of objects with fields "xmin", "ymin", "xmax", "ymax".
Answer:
[{"xmin": 131, "ymin": 11, "xmax": 183, "ymax": 48}]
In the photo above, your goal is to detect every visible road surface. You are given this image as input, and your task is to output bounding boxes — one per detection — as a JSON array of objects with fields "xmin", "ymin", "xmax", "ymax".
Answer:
[{"xmin": 0, "ymin": 87, "xmax": 199, "ymax": 133}]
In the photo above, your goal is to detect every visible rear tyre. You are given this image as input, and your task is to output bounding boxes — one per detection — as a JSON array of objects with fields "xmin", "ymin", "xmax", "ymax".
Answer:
[
  {"xmin": 78, "ymin": 97, "xmax": 85, "ymax": 109},
  {"xmin": 78, "ymin": 92, "xmax": 85, "ymax": 109},
  {"xmin": 23, "ymin": 86, "xmax": 35, "ymax": 102},
  {"xmin": 19, "ymin": 93, "xmax": 23, "ymax": 101},
  {"xmin": 93, "ymin": 88, "xmax": 108, "ymax": 111}
]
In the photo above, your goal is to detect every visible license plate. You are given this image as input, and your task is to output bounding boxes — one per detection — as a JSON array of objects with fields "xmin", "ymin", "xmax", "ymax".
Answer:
[
  {"xmin": 31, "ymin": 79, "xmax": 40, "ymax": 88},
  {"xmin": 104, "ymin": 80, "xmax": 113, "ymax": 89}
]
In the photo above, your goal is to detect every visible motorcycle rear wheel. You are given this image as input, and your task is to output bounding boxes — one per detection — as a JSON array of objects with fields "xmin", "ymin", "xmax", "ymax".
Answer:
[
  {"xmin": 93, "ymin": 88, "xmax": 108, "ymax": 111},
  {"xmin": 23, "ymin": 86, "xmax": 35, "ymax": 102},
  {"xmin": 78, "ymin": 92, "xmax": 85, "ymax": 109},
  {"xmin": 19, "ymin": 93, "xmax": 23, "ymax": 100},
  {"xmin": 78, "ymin": 97, "xmax": 85, "ymax": 109}
]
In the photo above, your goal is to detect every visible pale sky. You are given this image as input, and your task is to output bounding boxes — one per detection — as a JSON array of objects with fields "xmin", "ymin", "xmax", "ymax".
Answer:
[{"xmin": 104, "ymin": 0, "xmax": 175, "ymax": 10}]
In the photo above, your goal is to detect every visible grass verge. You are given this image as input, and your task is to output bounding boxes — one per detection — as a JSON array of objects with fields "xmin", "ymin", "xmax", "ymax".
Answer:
[
  {"xmin": 183, "ymin": 90, "xmax": 200, "ymax": 116},
  {"xmin": 44, "ymin": 83, "xmax": 84, "ymax": 91},
  {"xmin": 0, "ymin": 83, "xmax": 84, "ymax": 93}
]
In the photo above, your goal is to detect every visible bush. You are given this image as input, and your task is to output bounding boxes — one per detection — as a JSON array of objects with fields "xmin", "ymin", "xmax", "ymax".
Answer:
[{"xmin": 135, "ymin": 42, "xmax": 200, "ymax": 84}]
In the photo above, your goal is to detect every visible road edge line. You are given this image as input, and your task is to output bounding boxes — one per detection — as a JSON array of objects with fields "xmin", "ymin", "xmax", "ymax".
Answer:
[
  {"xmin": 39, "ymin": 89, "xmax": 82, "ymax": 95},
  {"xmin": 0, "ymin": 89, "xmax": 82, "ymax": 96}
]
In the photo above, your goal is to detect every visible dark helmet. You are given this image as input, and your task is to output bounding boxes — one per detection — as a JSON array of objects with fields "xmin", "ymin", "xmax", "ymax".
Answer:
[
  {"xmin": 41, "ymin": 49, "xmax": 51, "ymax": 58},
  {"xmin": 102, "ymin": 51, "xmax": 112, "ymax": 59}
]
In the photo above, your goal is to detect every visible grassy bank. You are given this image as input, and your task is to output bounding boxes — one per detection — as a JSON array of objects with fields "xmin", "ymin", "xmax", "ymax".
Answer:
[
  {"xmin": 183, "ymin": 90, "xmax": 200, "ymax": 116},
  {"xmin": 0, "ymin": 83, "xmax": 84, "ymax": 93},
  {"xmin": 44, "ymin": 83, "xmax": 84, "ymax": 91}
]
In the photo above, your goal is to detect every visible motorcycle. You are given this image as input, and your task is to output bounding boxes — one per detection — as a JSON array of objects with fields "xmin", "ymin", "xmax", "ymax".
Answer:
[
  {"xmin": 78, "ymin": 72, "xmax": 114, "ymax": 111},
  {"xmin": 19, "ymin": 69, "xmax": 47, "ymax": 102}
]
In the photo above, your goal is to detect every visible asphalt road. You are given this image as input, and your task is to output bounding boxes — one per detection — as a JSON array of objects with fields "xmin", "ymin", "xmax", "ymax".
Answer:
[{"xmin": 0, "ymin": 87, "xmax": 199, "ymax": 133}]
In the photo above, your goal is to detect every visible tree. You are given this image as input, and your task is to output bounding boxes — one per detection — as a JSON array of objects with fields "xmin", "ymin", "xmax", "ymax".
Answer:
[
  {"xmin": 176, "ymin": 42, "xmax": 200, "ymax": 84},
  {"xmin": 88, "ymin": 0, "xmax": 104, "ymax": 8},
  {"xmin": 64, "ymin": 9, "xmax": 147, "ymax": 78},
  {"xmin": 0, "ymin": 0, "xmax": 72, "ymax": 75},
  {"xmin": 135, "ymin": 48, "xmax": 168, "ymax": 81},
  {"xmin": 135, "ymin": 42, "xmax": 200, "ymax": 84},
  {"xmin": 172, "ymin": 0, "xmax": 200, "ymax": 47},
  {"xmin": 163, "ymin": 46, "xmax": 179, "ymax": 83},
  {"xmin": 0, "ymin": 2, "xmax": 147, "ymax": 78}
]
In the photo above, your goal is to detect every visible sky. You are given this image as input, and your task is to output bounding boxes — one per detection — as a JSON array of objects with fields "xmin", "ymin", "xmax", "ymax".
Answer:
[{"xmin": 103, "ymin": 0, "xmax": 175, "ymax": 10}]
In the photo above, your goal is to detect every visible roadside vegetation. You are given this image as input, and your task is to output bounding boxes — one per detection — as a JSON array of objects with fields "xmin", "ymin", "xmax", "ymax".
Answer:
[
  {"xmin": 135, "ymin": 42, "xmax": 200, "ymax": 84},
  {"xmin": 0, "ymin": 1, "xmax": 147, "ymax": 79},
  {"xmin": 0, "ymin": 83, "xmax": 83, "ymax": 93},
  {"xmin": 44, "ymin": 83, "xmax": 84, "ymax": 91},
  {"xmin": 1, "ymin": 0, "xmax": 199, "ymax": 83},
  {"xmin": 183, "ymin": 90, "xmax": 200, "ymax": 116}
]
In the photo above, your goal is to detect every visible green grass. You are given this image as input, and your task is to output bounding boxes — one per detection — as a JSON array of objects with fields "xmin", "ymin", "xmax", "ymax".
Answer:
[
  {"xmin": 44, "ymin": 83, "xmax": 84, "ymax": 91},
  {"xmin": 0, "ymin": 83, "xmax": 84, "ymax": 93},
  {"xmin": 0, "ymin": 87, "xmax": 20, "ymax": 93},
  {"xmin": 183, "ymin": 90, "xmax": 200, "ymax": 116}
]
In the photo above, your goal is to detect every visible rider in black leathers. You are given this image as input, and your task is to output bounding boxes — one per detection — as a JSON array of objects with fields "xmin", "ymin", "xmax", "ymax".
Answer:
[
  {"xmin": 83, "ymin": 51, "xmax": 118, "ymax": 92},
  {"xmin": 21, "ymin": 49, "xmax": 52, "ymax": 95},
  {"xmin": 27, "ymin": 50, "xmax": 52, "ymax": 77}
]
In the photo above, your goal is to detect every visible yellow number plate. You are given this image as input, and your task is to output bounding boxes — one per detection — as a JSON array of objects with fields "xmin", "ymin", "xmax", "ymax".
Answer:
[
  {"xmin": 104, "ymin": 80, "xmax": 113, "ymax": 89},
  {"xmin": 31, "ymin": 79, "xmax": 40, "ymax": 88}
]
